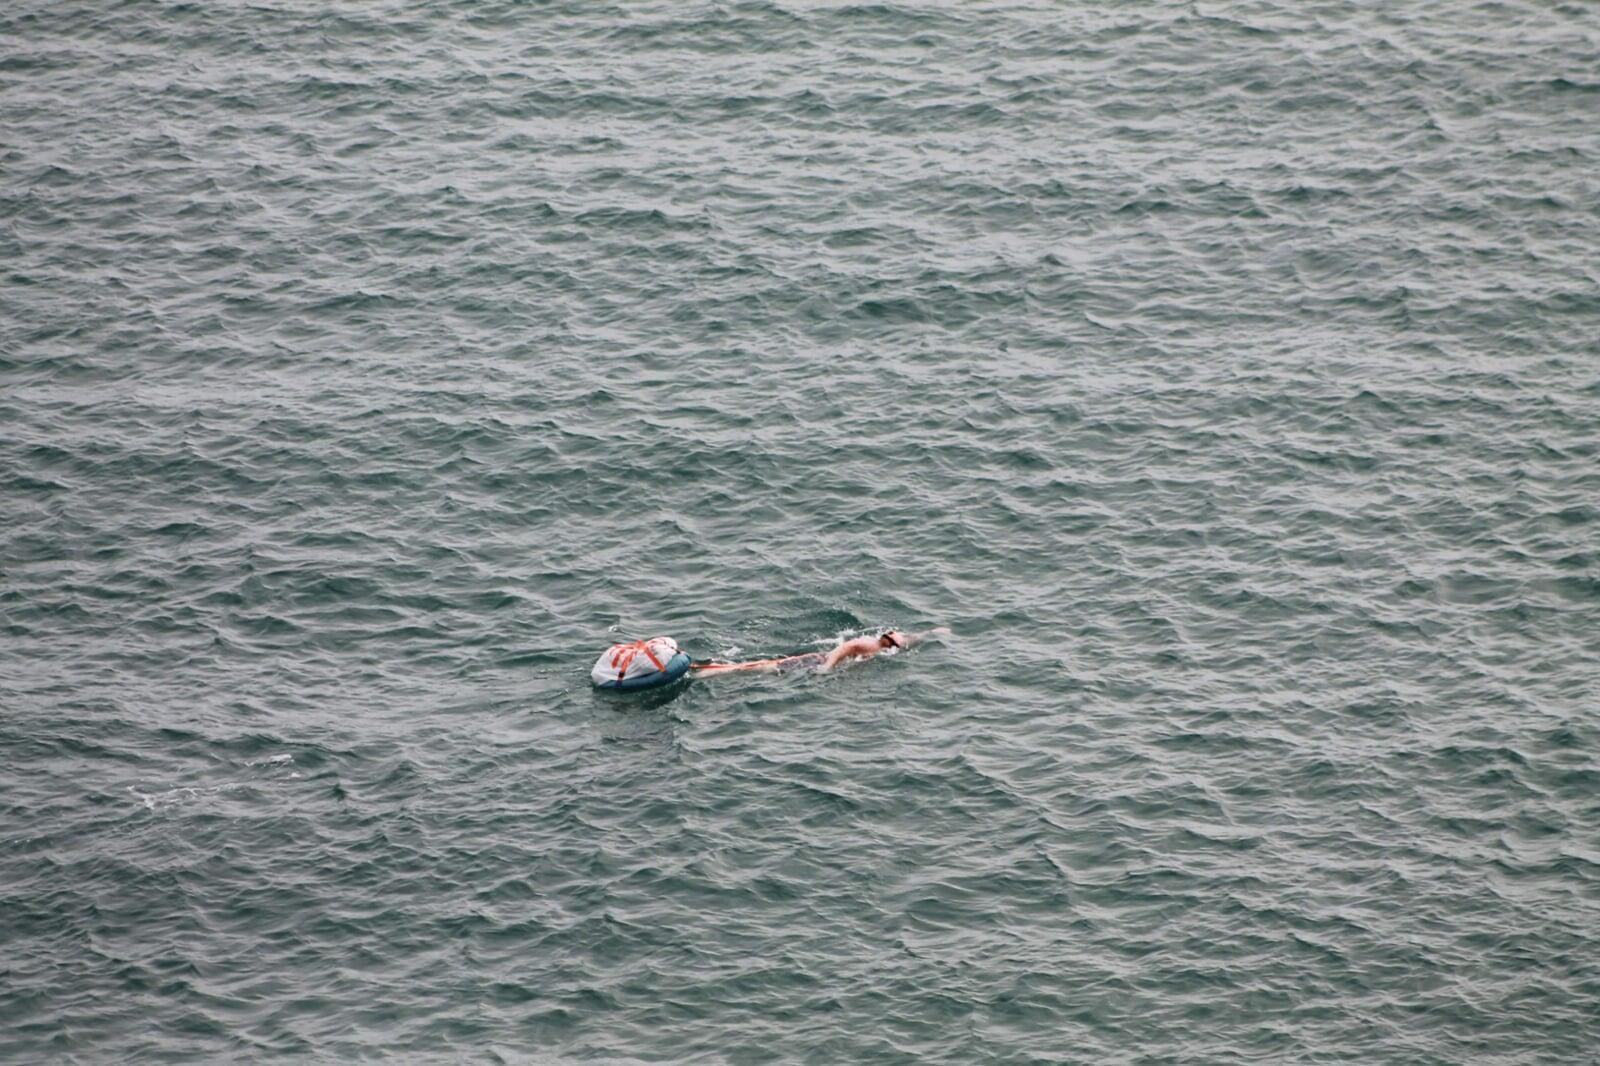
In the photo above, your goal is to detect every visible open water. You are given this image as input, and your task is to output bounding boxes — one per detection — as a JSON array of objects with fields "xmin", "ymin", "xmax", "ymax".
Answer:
[{"xmin": 3, "ymin": 1, "xmax": 1598, "ymax": 1061}]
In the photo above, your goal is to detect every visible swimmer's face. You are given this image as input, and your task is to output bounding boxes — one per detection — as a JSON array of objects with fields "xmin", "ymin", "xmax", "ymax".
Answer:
[{"xmin": 879, "ymin": 631, "xmax": 906, "ymax": 650}]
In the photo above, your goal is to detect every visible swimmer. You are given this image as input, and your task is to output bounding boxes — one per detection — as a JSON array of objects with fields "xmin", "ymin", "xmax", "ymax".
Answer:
[{"xmin": 690, "ymin": 628, "xmax": 950, "ymax": 677}]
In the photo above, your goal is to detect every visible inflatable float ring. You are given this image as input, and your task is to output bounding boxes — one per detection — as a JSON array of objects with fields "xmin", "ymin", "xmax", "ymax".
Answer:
[{"xmin": 591, "ymin": 636, "xmax": 691, "ymax": 691}]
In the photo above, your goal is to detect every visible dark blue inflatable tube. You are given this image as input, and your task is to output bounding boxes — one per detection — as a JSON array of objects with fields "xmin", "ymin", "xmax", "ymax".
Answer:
[{"xmin": 593, "ymin": 650, "xmax": 692, "ymax": 691}]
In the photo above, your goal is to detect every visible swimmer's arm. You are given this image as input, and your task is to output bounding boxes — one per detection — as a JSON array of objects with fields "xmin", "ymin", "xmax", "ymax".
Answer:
[
  {"xmin": 900, "ymin": 626, "xmax": 952, "ymax": 649},
  {"xmin": 821, "ymin": 636, "xmax": 882, "ymax": 671},
  {"xmin": 821, "ymin": 628, "xmax": 952, "ymax": 670}
]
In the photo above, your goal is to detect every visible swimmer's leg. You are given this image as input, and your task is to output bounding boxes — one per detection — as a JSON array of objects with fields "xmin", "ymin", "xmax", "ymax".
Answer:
[
  {"xmin": 690, "ymin": 658, "xmax": 784, "ymax": 676},
  {"xmin": 691, "ymin": 651, "xmax": 827, "ymax": 677},
  {"xmin": 774, "ymin": 652, "xmax": 826, "ymax": 674}
]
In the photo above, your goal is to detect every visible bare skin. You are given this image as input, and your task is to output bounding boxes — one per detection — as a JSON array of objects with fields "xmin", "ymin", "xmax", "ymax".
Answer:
[{"xmin": 690, "ymin": 628, "xmax": 950, "ymax": 677}]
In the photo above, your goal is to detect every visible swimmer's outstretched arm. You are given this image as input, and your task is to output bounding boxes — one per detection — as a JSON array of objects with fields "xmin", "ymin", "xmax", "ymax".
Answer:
[{"xmin": 901, "ymin": 626, "xmax": 952, "ymax": 648}]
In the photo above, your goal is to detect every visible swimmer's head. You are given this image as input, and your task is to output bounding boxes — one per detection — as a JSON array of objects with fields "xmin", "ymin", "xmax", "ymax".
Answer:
[{"xmin": 879, "ymin": 630, "xmax": 906, "ymax": 650}]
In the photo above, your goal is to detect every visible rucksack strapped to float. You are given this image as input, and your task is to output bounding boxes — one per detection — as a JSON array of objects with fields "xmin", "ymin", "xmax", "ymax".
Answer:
[{"xmin": 590, "ymin": 636, "xmax": 691, "ymax": 691}]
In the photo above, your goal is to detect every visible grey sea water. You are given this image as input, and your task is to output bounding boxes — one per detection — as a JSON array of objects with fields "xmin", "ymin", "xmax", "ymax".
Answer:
[{"xmin": 3, "ymin": 1, "xmax": 1598, "ymax": 1061}]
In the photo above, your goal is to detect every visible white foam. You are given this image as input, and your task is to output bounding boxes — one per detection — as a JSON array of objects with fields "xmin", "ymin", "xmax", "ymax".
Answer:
[
  {"xmin": 129, "ymin": 782, "xmax": 244, "ymax": 811},
  {"xmin": 247, "ymin": 753, "xmax": 294, "ymax": 767}
]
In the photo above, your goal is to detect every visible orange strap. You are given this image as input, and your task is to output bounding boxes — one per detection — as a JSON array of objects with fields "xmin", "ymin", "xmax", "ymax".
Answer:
[{"xmin": 610, "ymin": 637, "xmax": 668, "ymax": 680}]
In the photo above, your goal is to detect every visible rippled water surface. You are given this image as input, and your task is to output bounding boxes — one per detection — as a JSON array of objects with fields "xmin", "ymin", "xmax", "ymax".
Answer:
[{"xmin": 4, "ymin": 1, "xmax": 1599, "ymax": 1060}]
